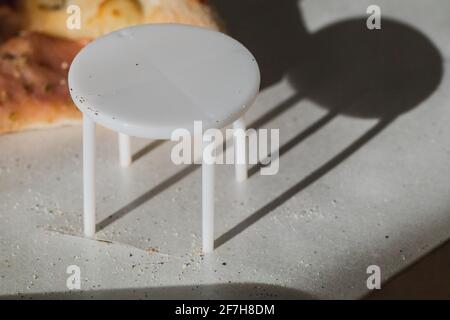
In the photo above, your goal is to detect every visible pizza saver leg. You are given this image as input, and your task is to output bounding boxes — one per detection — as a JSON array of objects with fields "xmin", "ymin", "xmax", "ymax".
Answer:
[
  {"xmin": 118, "ymin": 133, "xmax": 132, "ymax": 167},
  {"xmin": 83, "ymin": 115, "xmax": 96, "ymax": 238},
  {"xmin": 233, "ymin": 117, "xmax": 248, "ymax": 182},
  {"xmin": 202, "ymin": 132, "xmax": 216, "ymax": 253}
]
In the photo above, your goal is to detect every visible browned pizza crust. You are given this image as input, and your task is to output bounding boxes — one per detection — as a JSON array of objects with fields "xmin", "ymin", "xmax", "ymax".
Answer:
[
  {"xmin": 20, "ymin": 0, "xmax": 224, "ymax": 39},
  {"xmin": 0, "ymin": 32, "xmax": 86, "ymax": 134},
  {"xmin": 0, "ymin": 4, "xmax": 21, "ymax": 42}
]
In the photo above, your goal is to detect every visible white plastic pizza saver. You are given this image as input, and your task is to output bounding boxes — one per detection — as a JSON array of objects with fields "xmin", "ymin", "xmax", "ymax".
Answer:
[{"xmin": 68, "ymin": 24, "xmax": 260, "ymax": 253}]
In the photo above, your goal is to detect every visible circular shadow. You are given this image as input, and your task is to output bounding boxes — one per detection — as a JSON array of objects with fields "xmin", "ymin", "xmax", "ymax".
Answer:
[{"xmin": 288, "ymin": 18, "xmax": 443, "ymax": 119}]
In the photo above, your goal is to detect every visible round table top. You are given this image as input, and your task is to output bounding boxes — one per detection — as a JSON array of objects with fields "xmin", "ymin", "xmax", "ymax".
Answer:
[{"xmin": 68, "ymin": 24, "xmax": 260, "ymax": 139}]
